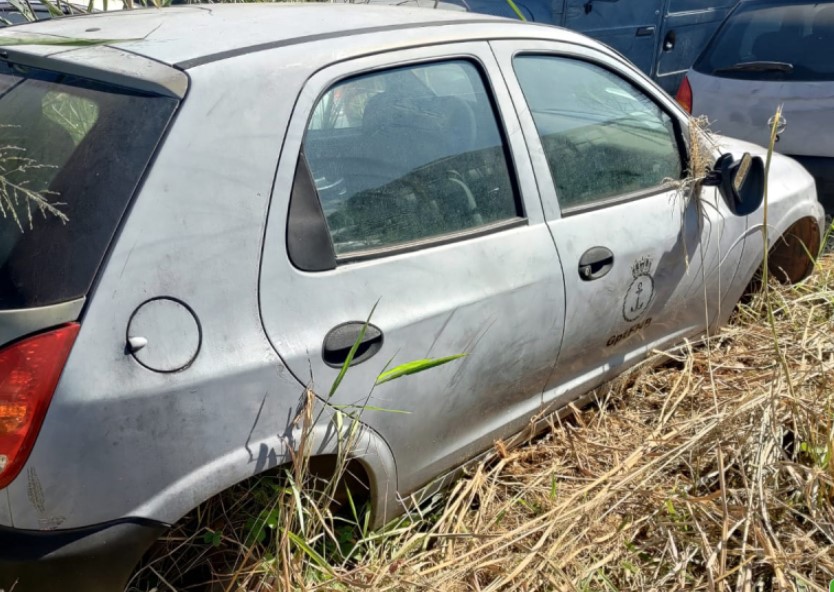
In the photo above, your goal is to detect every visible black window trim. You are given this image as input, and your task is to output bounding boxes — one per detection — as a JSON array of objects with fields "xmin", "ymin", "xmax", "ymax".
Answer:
[
  {"xmin": 288, "ymin": 52, "xmax": 528, "ymax": 271},
  {"xmin": 511, "ymin": 50, "xmax": 690, "ymax": 217}
]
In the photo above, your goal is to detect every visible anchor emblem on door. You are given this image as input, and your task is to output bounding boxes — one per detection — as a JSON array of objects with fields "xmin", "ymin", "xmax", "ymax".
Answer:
[{"xmin": 623, "ymin": 256, "xmax": 654, "ymax": 322}]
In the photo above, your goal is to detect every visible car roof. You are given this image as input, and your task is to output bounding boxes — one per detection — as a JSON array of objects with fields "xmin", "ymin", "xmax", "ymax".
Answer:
[
  {"xmin": 0, "ymin": 4, "xmax": 606, "ymax": 99},
  {"xmin": 4, "ymin": 4, "xmax": 518, "ymax": 67}
]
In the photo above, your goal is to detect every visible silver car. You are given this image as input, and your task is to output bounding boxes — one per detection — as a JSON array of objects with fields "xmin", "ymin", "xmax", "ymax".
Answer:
[
  {"xmin": 678, "ymin": 0, "xmax": 834, "ymax": 210},
  {"xmin": 0, "ymin": 5, "xmax": 823, "ymax": 591}
]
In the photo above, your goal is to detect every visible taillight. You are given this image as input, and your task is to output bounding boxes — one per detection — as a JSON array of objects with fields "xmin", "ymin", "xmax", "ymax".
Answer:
[
  {"xmin": 0, "ymin": 323, "xmax": 79, "ymax": 489},
  {"xmin": 675, "ymin": 74, "xmax": 693, "ymax": 114}
]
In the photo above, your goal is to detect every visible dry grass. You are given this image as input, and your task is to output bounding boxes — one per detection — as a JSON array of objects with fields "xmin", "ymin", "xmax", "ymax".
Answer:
[
  {"xmin": 134, "ymin": 254, "xmax": 834, "ymax": 592},
  {"xmin": 352, "ymin": 257, "xmax": 834, "ymax": 592}
]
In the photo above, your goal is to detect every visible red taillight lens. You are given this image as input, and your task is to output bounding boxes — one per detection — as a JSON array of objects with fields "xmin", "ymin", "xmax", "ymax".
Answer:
[
  {"xmin": 0, "ymin": 323, "xmax": 79, "ymax": 488},
  {"xmin": 675, "ymin": 75, "xmax": 693, "ymax": 114}
]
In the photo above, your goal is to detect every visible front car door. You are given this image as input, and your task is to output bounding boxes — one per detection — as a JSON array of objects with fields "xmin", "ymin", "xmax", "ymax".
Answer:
[
  {"xmin": 491, "ymin": 39, "xmax": 746, "ymax": 408},
  {"xmin": 260, "ymin": 43, "xmax": 567, "ymax": 496}
]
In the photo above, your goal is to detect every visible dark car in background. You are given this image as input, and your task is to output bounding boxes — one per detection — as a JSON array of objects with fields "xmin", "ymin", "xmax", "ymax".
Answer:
[
  {"xmin": 399, "ymin": 0, "xmax": 742, "ymax": 93},
  {"xmin": 677, "ymin": 0, "xmax": 834, "ymax": 210},
  {"xmin": 0, "ymin": 0, "xmax": 85, "ymax": 25}
]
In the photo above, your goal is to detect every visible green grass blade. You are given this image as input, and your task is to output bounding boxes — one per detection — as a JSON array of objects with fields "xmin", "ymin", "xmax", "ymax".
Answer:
[
  {"xmin": 376, "ymin": 353, "xmax": 467, "ymax": 385},
  {"xmin": 327, "ymin": 300, "xmax": 378, "ymax": 400},
  {"xmin": 7, "ymin": 0, "xmax": 34, "ymax": 21},
  {"xmin": 285, "ymin": 530, "xmax": 333, "ymax": 574},
  {"xmin": 504, "ymin": 0, "xmax": 526, "ymax": 20},
  {"xmin": 38, "ymin": 0, "xmax": 64, "ymax": 18}
]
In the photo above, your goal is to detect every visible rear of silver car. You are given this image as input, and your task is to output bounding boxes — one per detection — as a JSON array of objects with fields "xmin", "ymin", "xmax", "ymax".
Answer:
[
  {"xmin": 0, "ymin": 50, "xmax": 182, "ymax": 591},
  {"xmin": 682, "ymin": 0, "xmax": 834, "ymax": 209}
]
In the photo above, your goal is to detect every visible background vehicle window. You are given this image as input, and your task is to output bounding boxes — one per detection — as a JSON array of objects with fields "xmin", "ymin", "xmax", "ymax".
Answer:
[
  {"xmin": 513, "ymin": 56, "xmax": 682, "ymax": 211},
  {"xmin": 302, "ymin": 60, "xmax": 520, "ymax": 256},
  {"xmin": 695, "ymin": 2, "xmax": 834, "ymax": 82}
]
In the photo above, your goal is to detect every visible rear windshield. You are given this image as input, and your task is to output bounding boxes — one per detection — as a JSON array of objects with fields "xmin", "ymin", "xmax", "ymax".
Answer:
[
  {"xmin": 0, "ymin": 64, "xmax": 177, "ymax": 309},
  {"xmin": 695, "ymin": 1, "xmax": 834, "ymax": 81}
]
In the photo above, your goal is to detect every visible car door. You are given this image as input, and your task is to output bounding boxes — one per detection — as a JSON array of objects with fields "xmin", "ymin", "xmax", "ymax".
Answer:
[
  {"xmin": 655, "ymin": 0, "xmax": 737, "ymax": 93},
  {"xmin": 259, "ymin": 44, "xmax": 567, "ymax": 495},
  {"xmin": 562, "ymin": 0, "xmax": 664, "ymax": 77},
  {"xmin": 491, "ymin": 40, "xmax": 744, "ymax": 408}
]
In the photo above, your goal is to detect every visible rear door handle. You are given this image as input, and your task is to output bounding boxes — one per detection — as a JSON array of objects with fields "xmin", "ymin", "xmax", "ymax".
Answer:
[
  {"xmin": 578, "ymin": 246, "xmax": 614, "ymax": 281},
  {"xmin": 663, "ymin": 30, "xmax": 676, "ymax": 50},
  {"xmin": 322, "ymin": 321, "xmax": 384, "ymax": 367},
  {"xmin": 636, "ymin": 26, "xmax": 655, "ymax": 37}
]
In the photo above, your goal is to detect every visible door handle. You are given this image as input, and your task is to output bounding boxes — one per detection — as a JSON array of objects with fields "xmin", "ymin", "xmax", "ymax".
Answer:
[
  {"xmin": 578, "ymin": 246, "xmax": 614, "ymax": 281},
  {"xmin": 322, "ymin": 321, "xmax": 384, "ymax": 367},
  {"xmin": 636, "ymin": 26, "xmax": 655, "ymax": 37},
  {"xmin": 663, "ymin": 30, "xmax": 676, "ymax": 51}
]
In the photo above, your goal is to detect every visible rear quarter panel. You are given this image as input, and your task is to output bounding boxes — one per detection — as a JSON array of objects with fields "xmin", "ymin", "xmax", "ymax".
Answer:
[{"xmin": 2, "ymin": 52, "xmax": 312, "ymax": 530}]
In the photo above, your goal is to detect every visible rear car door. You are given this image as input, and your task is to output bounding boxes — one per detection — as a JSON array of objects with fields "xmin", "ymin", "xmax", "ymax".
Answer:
[
  {"xmin": 259, "ymin": 44, "xmax": 566, "ymax": 495},
  {"xmin": 654, "ymin": 0, "xmax": 737, "ymax": 93},
  {"xmin": 562, "ymin": 0, "xmax": 664, "ymax": 77},
  {"xmin": 492, "ymin": 40, "xmax": 744, "ymax": 407}
]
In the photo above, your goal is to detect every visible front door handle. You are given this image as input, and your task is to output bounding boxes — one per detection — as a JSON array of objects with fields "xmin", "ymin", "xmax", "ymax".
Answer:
[
  {"xmin": 636, "ymin": 26, "xmax": 655, "ymax": 37},
  {"xmin": 578, "ymin": 246, "xmax": 614, "ymax": 281},
  {"xmin": 322, "ymin": 321, "xmax": 384, "ymax": 367}
]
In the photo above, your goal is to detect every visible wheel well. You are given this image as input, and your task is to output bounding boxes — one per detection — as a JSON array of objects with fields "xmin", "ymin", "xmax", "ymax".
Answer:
[
  {"xmin": 768, "ymin": 216, "xmax": 820, "ymax": 284},
  {"xmin": 130, "ymin": 457, "xmax": 372, "ymax": 590},
  {"xmin": 305, "ymin": 455, "xmax": 372, "ymax": 512}
]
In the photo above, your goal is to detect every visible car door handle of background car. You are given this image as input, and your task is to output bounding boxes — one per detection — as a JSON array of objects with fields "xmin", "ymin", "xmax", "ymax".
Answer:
[
  {"xmin": 578, "ymin": 247, "xmax": 615, "ymax": 281},
  {"xmin": 636, "ymin": 26, "xmax": 655, "ymax": 37},
  {"xmin": 323, "ymin": 322, "xmax": 384, "ymax": 367}
]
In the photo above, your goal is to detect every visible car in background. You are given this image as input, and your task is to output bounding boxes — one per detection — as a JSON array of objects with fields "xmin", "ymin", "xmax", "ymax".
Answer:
[
  {"xmin": 677, "ymin": 0, "xmax": 834, "ymax": 211},
  {"xmin": 0, "ymin": 5, "xmax": 823, "ymax": 591},
  {"xmin": 0, "ymin": 0, "xmax": 87, "ymax": 25}
]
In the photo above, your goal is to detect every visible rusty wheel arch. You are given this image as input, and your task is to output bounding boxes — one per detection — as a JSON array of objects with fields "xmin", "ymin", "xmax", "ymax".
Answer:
[{"xmin": 767, "ymin": 216, "xmax": 821, "ymax": 285}]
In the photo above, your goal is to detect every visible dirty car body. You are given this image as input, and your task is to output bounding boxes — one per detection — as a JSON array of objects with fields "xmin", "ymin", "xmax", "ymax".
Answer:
[{"xmin": 0, "ymin": 6, "xmax": 823, "ymax": 591}]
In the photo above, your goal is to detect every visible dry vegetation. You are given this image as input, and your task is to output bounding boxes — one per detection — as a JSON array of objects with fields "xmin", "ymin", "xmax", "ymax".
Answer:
[{"xmin": 133, "ymin": 250, "xmax": 834, "ymax": 592}]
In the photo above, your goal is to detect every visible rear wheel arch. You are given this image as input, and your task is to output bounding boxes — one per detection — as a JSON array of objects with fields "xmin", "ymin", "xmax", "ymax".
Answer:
[{"xmin": 129, "ymin": 442, "xmax": 397, "ymax": 590}]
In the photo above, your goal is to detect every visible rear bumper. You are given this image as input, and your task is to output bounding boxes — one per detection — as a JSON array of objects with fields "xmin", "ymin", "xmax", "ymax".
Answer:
[
  {"xmin": 790, "ymin": 155, "xmax": 834, "ymax": 214},
  {"xmin": 0, "ymin": 519, "xmax": 165, "ymax": 592}
]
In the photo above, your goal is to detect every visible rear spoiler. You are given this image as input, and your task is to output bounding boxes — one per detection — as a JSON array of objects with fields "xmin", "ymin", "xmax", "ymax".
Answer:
[{"xmin": 0, "ymin": 37, "xmax": 187, "ymax": 98}]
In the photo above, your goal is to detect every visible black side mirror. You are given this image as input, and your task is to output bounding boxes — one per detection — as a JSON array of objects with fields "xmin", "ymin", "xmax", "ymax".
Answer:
[{"xmin": 703, "ymin": 152, "xmax": 765, "ymax": 216}]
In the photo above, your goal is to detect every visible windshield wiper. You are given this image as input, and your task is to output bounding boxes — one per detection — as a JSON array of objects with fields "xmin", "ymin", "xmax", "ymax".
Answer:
[{"xmin": 713, "ymin": 61, "xmax": 794, "ymax": 74}]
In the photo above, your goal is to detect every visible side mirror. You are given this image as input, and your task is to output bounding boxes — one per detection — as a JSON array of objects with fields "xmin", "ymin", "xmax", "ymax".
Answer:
[{"xmin": 703, "ymin": 152, "xmax": 765, "ymax": 216}]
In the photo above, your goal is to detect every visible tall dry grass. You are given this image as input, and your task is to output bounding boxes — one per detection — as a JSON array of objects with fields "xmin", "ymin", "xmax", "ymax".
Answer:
[{"xmin": 358, "ymin": 261, "xmax": 834, "ymax": 591}]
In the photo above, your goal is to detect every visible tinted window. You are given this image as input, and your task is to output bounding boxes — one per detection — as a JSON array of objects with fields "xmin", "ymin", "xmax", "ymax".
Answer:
[
  {"xmin": 302, "ymin": 60, "xmax": 520, "ymax": 256},
  {"xmin": 513, "ymin": 56, "xmax": 682, "ymax": 211},
  {"xmin": 0, "ymin": 66, "xmax": 177, "ymax": 309},
  {"xmin": 695, "ymin": 1, "xmax": 834, "ymax": 81}
]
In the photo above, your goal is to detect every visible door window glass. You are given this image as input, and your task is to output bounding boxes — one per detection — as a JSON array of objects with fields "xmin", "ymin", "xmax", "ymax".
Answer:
[
  {"xmin": 302, "ymin": 59, "xmax": 520, "ymax": 256},
  {"xmin": 513, "ymin": 55, "xmax": 683, "ymax": 211}
]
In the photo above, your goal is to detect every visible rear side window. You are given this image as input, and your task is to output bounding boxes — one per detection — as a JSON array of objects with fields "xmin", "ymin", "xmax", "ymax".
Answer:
[
  {"xmin": 513, "ymin": 55, "xmax": 682, "ymax": 211},
  {"xmin": 301, "ymin": 59, "xmax": 520, "ymax": 257},
  {"xmin": 0, "ymin": 66, "xmax": 177, "ymax": 309},
  {"xmin": 695, "ymin": 2, "xmax": 834, "ymax": 81}
]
